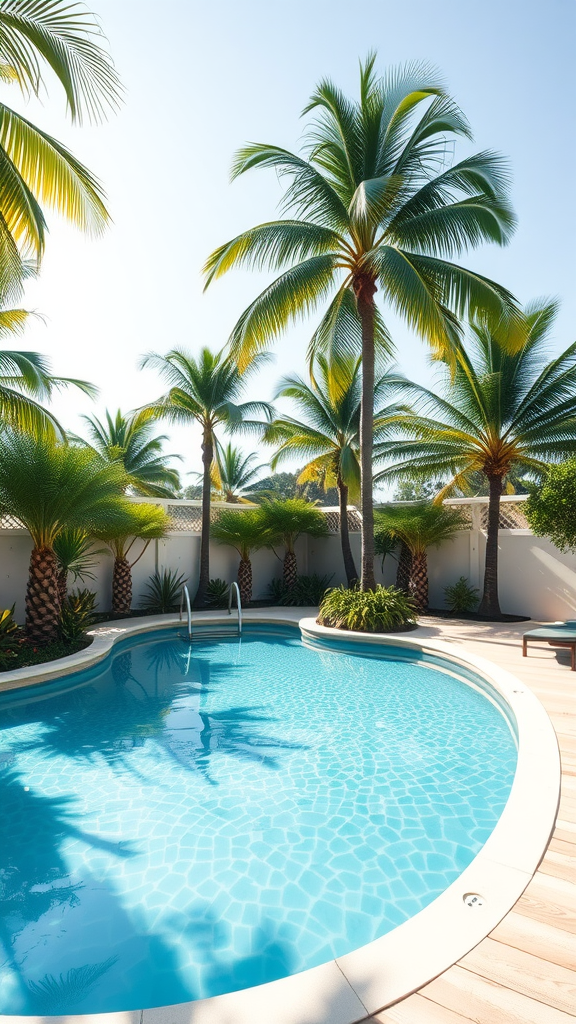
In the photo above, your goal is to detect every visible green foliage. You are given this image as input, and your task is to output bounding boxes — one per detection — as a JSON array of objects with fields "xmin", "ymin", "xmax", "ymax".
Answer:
[
  {"xmin": 247, "ymin": 470, "xmax": 337, "ymax": 503},
  {"xmin": 92, "ymin": 502, "xmax": 171, "ymax": 561},
  {"xmin": 393, "ymin": 480, "xmax": 444, "ymax": 501},
  {"xmin": 374, "ymin": 529, "xmax": 398, "ymax": 571},
  {"xmin": 444, "ymin": 576, "xmax": 479, "ymax": 614},
  {"xmin": 269, "ymin": 573, "xmax": 333, "ymax": 607},
  {"xmin": 0, "ymin": 605, "xmax": 19, "ymax": 668},
  {"xmin": 139, "ymin": 568, "xmax": 188, "ymax": 614},
  {"xmin": 525, "ymin": 459, "xmax": 576, "ymax": 552},
  {"xmin": 53, "ymin": 528, "xmax": 104, "ymax": 585},
  {"xmin": 211, "ymin": 508, "xmax": 266, "ymax": 560},
  {"xmin": 318, "ymin": 585, "xmax": 417, "ymax": 633},
  {"xmin": 59, "ymin": 589, "xmax": 97, "ymax": 643},
  {"xmin": 257, "ymin": 498, "xmax": 329, "ymax": 552},
  {"xmin": 80, "ymin": 409, "xmax": 181, "ymax": 497},
  {"xmin": 206, "ymin": 578, "xmax": 229, "ymax": 608},
  {"xmin": 0, "ymin": 344, "xmax": 94, "ymax": 437},
  {"xmin": 374, "ymin": 501, "xmax": 467, "ymax": 555},
  {"xmin": 212, "ymin": 441, "xmax": 265, "ymax": 501}
]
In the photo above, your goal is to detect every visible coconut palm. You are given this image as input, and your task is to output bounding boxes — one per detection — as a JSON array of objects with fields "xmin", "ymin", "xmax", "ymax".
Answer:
[
  {"xmin": 264, "ymin": 354, "xmax": 405, "ymax": 586},
  {"xmin": 211, "ymin": 508, "xmax": 266, "ymax": 603},
  {"xmin": 212, "ymin": 441, "xmax": 265, "ymax": 502},
  {"xmin": 0, "ymin": 0, "xmax": 121, "ymax": 300},
  {"xmin": 257, "ymin": 498, "xmax": 328, "ymax": 589},
  {"xmin": 79, "ymin": 408, "xmax": 181, "ymax": 497},
  {"xmin": 374, "ymin": 300, "xmax": 576, "ymax": 616},
  {"xmin": 203, "ymin": 55, "xmax": 518, "ymax": 592},
  {"xmin": 140, "ymin": 347, "xmax": 271, "ymax": 608},
  {"xmin": 374, "ymin": 501, "xmax": 467, "ymax": 610},
  {"xmin": 53, "ymin": 527, "xmax": 105, "ymax": 605},
  {"xmin": 92, "ymin": 502, "xmax": 170, "ymax": 614},
  {"xmin": 0, "ymin": 431, "xmax": 127, "ymax": 639}
]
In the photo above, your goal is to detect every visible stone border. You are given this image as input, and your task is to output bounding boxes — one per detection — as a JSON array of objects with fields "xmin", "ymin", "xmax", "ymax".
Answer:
[{"xmin": 0, "ymin": 612, "xmax": 561, "ymax": 1024}]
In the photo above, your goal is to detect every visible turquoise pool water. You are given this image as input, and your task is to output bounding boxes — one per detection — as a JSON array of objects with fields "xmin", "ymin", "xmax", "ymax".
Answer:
[{"xmin": 0, "ymin": 626, "xmax": 517, "ymax": 1014}]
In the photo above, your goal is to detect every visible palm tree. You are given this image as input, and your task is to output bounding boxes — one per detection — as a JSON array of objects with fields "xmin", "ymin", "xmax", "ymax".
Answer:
[
  {"xmin": 0, "ymin": 431, "xmax": 127, "ymax": 639},
  {"xmin": 0, "ymin": 0, "xmax": 121, "ymax": 300},
  {"xmin": 79, "ymin": 408, "xmax": 181, "ymax": 497},
  {"xmin": 140, "ymin": 347, "xmax": 271, "ymax": 608},
  {"xmin": 212, "ymin": 440, "xmax": 265, "ymax": 502},
  {"xmin": 264, "ymin": 354, "xmax": 405, "ymax": 586},
  {"xmin": 203, "ymin": 55, "xmax": 518, "ymax": 592},
  {"xmin": 211, "ymin": 508, "xmax": 266, "ymax": 603},
  {"xmin": 257, "ymin": 498, "xmax": 328, "ymax": 589},
  {"xmin": 374, "ymin": 300, "xmax": 576, "ymax": 616},
  {"xmin": 374, "ymin": 501, "xmax": 467, "ymax": 610},
  {"xmin": 53, "ymin": 527, "xmax": 105, "ymax": 605},
  {"xmin": 92, "ymin": 502, "xmax": 170, "ymax": 614}
]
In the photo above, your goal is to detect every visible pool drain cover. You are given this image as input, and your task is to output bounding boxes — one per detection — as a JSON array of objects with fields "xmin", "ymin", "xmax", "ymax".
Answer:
[{"xmin": 463, "ymin": 892, "xmax": 485, "ymax": 908}]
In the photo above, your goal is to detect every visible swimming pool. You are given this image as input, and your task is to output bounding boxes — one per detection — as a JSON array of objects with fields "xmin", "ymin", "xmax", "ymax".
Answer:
[{"xmin": 0, "ymin": 625, "xmax": 517, "ymax": 1015}]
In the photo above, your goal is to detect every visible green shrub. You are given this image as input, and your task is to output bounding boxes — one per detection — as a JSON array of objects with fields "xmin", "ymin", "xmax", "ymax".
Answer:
[
  {"xmin": 59, "ymin": 589, "xmax": 97, "ymax": 642},
  {"xmin": 140, "ymin": 568, "xmax": 188, "ymax": 613},
  {"xmin": 206, "ymin": 578, "xmax": 229, "ymax": 608},
  {"xmin": 444, "ymin": 576, "xmax": 479, "ymax": 614},
  {"xmin": 317, "ymin": 585, "xmax": 417, "ymax": 632},
  {"xmin": 269, "ymin": 573, "xmax": 333, "ymax": 606},
  {"xmin": 0, "ymin": 606, "xmax": 19, "ymax": 668}
]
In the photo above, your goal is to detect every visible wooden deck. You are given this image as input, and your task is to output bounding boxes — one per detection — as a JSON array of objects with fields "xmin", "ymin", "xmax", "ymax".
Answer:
[{"xmin": 364, "ymin": 617, "xmax": 576, "ymax": 1024}]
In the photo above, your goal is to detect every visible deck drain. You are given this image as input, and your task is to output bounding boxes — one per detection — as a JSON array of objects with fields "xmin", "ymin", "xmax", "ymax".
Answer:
[{"xmin": 463, "ymin": 892, "xmax": 485, "ymax": 908}]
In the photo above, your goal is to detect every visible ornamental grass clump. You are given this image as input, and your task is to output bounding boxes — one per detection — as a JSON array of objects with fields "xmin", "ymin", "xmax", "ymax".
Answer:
[{"xmin": 317, "ymin": 585, "xmax": 416, "ymax": 633}]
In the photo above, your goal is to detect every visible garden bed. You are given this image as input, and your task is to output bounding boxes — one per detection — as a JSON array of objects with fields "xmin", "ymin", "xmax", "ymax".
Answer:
[{"xmin": 0, "ymin": 634, "xmax": 93, "ymax": 673}]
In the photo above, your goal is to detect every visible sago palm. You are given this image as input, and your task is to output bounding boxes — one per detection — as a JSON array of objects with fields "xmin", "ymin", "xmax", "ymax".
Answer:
[
  {"xmin": 204, "ymin": 54, "xmax": 517, "ymax": 591},
  {"xmin": 140, "ymin": 347, "xmax": 271, "ymax": 608},
  {"xmin": 257, "ymin": 498, "xmax": 328, "ymax": 589},
  {"xmin": 0, "ymin": 0, "xmax": 121, "ymax": 299},
  {"xmin": 375, "ymin": 300, "xmax": 576, "ymax": 616},
  {"xmin": 212, "ymin": 440, "xmax": 265, "ymax": 502},
  {"xmin": 80, "ymin": 408, "xmax": 181, "ymax": 497},
  {"xmin": 264, "ymin": 353, "xmax": 405, "ymax": 586},
  {"xmin": 211, "ymin": 508, "xmax": 266, "ymax": 604},
  {"xmin": 0, "ymin": 431, "xmax": 127, "ymax": 639},
  {"xmin": 374, "ymin": 501, "xmax": 467, "ymax": 610},
  {"xmin": 92, "ymin": 502, "xmax": 170, "ymax": 614},
  {"xmin": 53, "ymin": 527, "xmax": 105, "ymax": 605}
]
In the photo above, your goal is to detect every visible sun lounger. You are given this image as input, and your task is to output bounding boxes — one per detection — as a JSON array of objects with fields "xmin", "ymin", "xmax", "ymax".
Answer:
[{"xmin": 522, "ymin": 620, "xmax": 576, "ymax": 670}]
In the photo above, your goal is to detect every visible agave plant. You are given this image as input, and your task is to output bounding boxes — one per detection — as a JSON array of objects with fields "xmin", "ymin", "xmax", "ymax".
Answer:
[
  {"xmin": 257, "ymin": 499, "xmax": 329, "ymax": 588},
  {"xmin": 211, "ymin": 508, "xmax": 266, "ymax": 604},
  {"xmin": 139, "ymin": 568, "xmax": 188, "ymax": 614}
]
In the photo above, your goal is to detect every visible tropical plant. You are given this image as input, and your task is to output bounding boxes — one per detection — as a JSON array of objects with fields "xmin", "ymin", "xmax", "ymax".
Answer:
[
  {"xmin": 0, "ymin": 340, "xmax": 96, "ymax": 435},
  {"xmin": 270, "ymin": 572, "xmax": 333, "ymax": 606},
  {"xmin": 92, "ymin": 502, "xmax": 170, "ymax": 614},
  {"xmin": 0, "ymin": 0, "xmax": 121, "ymax": 300},
  {"xmin": 204, "ymin": 55, "xmax": 517, "ymax": 592},
  {"xmin": 0, "ymin": 431, "xmax": 127, "ymax": 639},
  {"xmin": 139, "ymin": 567, "xmax": 188, "ymax": 614},
  {"xmin": 79, "ymin": 409, "xmax": 181, "ymax": 497},
  {"xmin": 140, "ymin": 347, "xmax": 271, "ymax": 608},
  {"xmin": 374, "ymin": 501, "xmax": 467, "ymax": 610},
  {"xmin": 0, "ymin": 604, "xmax": 19, "ymax": 667},
  {"xmin": 59, "ymin": 587, "xmax": 97, "ymax": 642},
  {"xmin": 525, "ymin": 458, "xmax": 576, "ymax": 553},
  {"xmin": 53, "ymin": 527, "xmax": 105, "ymax": 605},
  {"xmin": 206, "ymin": 577, "xmax": 229, "ymax": 608},
  {"xmin": 444, "ymin": 576, "xmax": 479, "ymax": 614},
  {"xmin": 211, "ymin": 508, "xmax": 266, "ymax": 604},
  {"xmin": 257, "ymin": 498, "xmax": 328, "ymax": 589},
  {"xmin": 375, "ymin": 300, "xmax": 576, "ymax": 615},
  {"xmin": 373, "ymin": 528, "xmax": 398, "ymax": 573},
  {"xmin": 264, "ymin": 354, "xmax": 404, "ymax": 586},
  {"xmin": 212, "ymin": 441, "xmax": 265, "ymax": 502},
  {"xmin": 318, "ymin": 584, "xmax": 416, "ymax": 632}
]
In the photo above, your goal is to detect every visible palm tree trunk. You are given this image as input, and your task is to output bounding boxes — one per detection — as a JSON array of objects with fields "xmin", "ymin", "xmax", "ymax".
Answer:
[
  {"xmin": 409, "ymin": 551, "xmax": 429, "ymax": 611},
  {"xmin": 194, "ymin": 427, "xmax": 213, "ymax": 609},
  {"xmin": 57, "ymin": 567, "xmax": 68, "ymax": 607},
  {"xmin": 283, "ymin": 550, "xmax": 298, "ymax": 589},
  {"xmin": 355, "ymin": 274, "xmax": 377, "ymax": 591},
  {"xmin": 26, "ymin": 546, "xmax": 60, "ymax": 641},
  {"xmin": 396, "ymin": 542, "xmax": 412, "ymax": 593},
  {"xmin": 112, "ymin": 556, "xmax": 132, "ymax": 613},
  {"xmin": 337, "ymin": 476, "xmax": 358, "ymax": 587},
  {"xmin": 238, "ymin": 557, "xmax": 252, "ymax": 604},
  {"xmin": 478, "ymin": 474, "xmax": 503, "ymax": 617}
]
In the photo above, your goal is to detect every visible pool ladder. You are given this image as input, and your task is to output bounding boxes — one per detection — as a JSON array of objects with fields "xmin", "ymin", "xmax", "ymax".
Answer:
[{"xmin": 179, "ymin": 582, "xmax": 242, "ymax": 641}]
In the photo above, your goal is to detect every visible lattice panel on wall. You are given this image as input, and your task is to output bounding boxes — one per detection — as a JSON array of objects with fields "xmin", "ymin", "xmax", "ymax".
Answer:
[
  {"xmin": 166, "ymin": 504, "xmax": 248, "ymax": 532},
  {"xmin": 480, "ymin": 503, "xmax": 530, "ymax": 530},
  {"xmin": 321, "ymin": 509, "xmax": 363, "ymax": 533},
  {"xmin": 0, "ymin": 514, "xmax": 23, "ymax": 529}
]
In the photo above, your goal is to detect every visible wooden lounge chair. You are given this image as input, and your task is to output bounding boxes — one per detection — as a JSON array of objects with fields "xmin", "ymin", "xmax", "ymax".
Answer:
[{"xmin": 522, "ymin": 620, "xmax": 576, "ymax": 670}]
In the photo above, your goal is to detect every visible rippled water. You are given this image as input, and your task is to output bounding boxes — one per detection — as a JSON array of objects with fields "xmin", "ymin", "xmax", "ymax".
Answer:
[{"xmin": 0, "ymin": 626, "xmax": 516, "ymax": 1014}]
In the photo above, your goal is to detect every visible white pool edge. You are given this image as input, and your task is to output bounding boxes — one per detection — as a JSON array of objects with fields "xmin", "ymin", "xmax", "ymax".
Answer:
[{"xmin": 0, "ymin": 611, "xmax": 561, "ymax": 1024}]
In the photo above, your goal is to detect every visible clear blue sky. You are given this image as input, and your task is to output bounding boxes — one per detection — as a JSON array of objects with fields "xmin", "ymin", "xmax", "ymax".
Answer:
[{"xmin": 12, "ymin": 0, "xmax": 576, "ymax": 485}]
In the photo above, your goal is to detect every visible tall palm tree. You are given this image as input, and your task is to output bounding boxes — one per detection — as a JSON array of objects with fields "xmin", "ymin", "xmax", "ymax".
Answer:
[
  {"xmin": 374, "ymin": 501, "xmax": 467, "ymax": 610},
  {"xmin": 374, "ymin": 300, "xmax": 576, "ymax": 616},
  {"xmin": 92, "ymin": 502, "xmax": 170, "ymax": 613},
  {"xmin": 140, "ymin": 347, "xmax": 271, "ymax": 608},
  {"xmin": 0, "ymin": 430, "xmax": 127, "ymax": 639},
  {"xmin": 264, "ymin": 354, "xmax": 404, "ymax": 586},
  {"xmin": 211, "ymin": 508, "xmax": 266, "ymax": 604},
  {"xmin": 203, "ymin": 55, "xmax": 518, "ymax": 591},
  {"xmin": 0, "ymin": 0, "xmax": 121, "ymax": 300},
  {"xmin": 211, "ymin": 440, "xmax": 265, "ymax": 502},
  {"xmin": 80, "ymin": 408, "xmax": 181, "ymax": 497}
]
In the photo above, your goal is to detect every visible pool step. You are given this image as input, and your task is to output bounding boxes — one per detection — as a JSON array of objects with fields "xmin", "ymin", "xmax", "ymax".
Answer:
[{"xmin": 179, "ymin": 627, "xmax": 241, "ymax": 642}]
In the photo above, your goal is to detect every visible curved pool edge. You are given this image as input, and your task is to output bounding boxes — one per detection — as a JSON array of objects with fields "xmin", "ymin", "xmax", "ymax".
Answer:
[{"xmin": 0, "ymin": 610, "xmax": 561, "ymax": 1024}]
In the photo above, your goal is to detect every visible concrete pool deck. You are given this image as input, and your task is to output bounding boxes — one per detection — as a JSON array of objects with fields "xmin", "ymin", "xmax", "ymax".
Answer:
[{"xmin": 0, "ymin": 610, "xmax": 570, "ymax": 1024}]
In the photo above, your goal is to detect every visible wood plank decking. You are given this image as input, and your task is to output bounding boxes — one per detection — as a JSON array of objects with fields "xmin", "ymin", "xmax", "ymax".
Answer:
[{"xmin": 364, "ymin": 617, "xmax": 576, "ymax": 1024}]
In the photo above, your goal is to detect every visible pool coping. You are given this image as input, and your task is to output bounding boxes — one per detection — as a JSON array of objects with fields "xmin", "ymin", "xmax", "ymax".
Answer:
[{"xmin": 0, "ymin": 611, "xmax": 561, "ymax": 1024}]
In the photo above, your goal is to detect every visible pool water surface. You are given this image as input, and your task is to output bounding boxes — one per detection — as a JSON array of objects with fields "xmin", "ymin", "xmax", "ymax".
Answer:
[{"xmin": 0, "ymin": 628, "xmax": 517, "ymax": 1014}]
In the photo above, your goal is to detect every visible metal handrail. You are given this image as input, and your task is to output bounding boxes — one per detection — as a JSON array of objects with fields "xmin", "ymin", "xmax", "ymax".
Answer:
[
  {"xmin": 228, "ymin": 581, "xmax": 242, "ymax": 635},
  {"xmin": 179, "ymin": 585, "xmax": 192, "ymax": 641}
]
